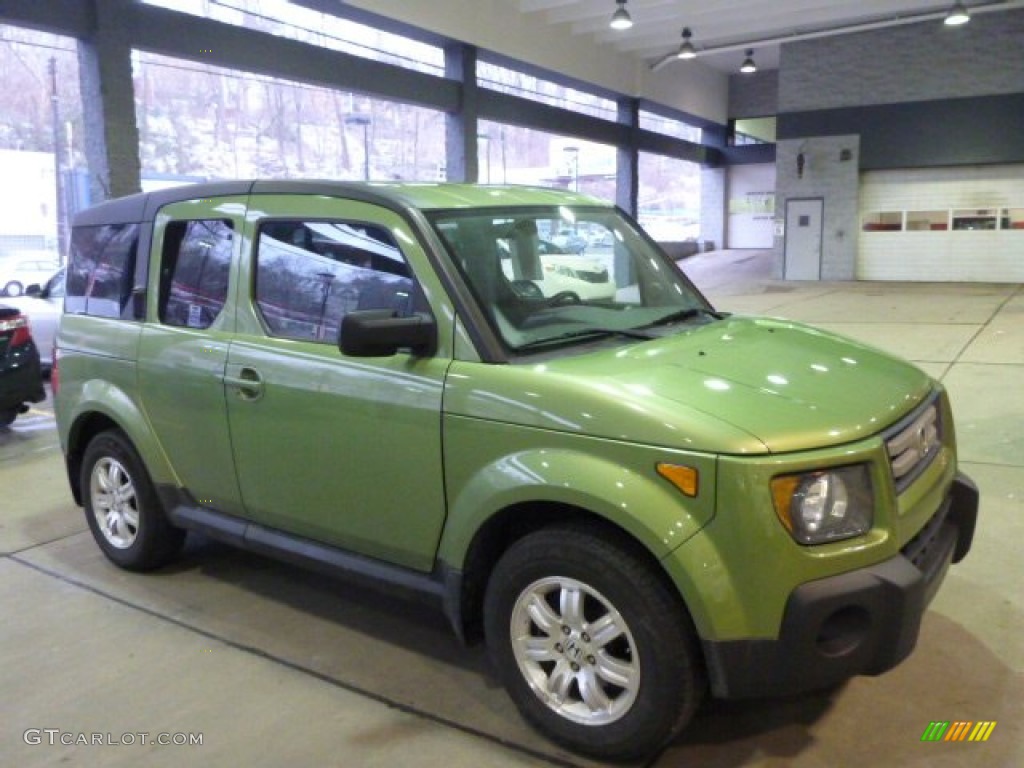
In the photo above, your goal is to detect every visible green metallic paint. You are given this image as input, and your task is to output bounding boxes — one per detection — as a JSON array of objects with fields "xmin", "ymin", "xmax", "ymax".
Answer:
[
  {"xmin": 438, "ymin": 413, "xmax": 717, "ymax": 566},
  {"xmin": 56, "ymin": 182, "xmax": 968, "ymax": 664},
  {"xmin": 223, "ymin": 334, "xmax": 449, "ymax": 570},
  {"xmin": 662, "ymin": 422, "xmax": 956, "ymax": 641},
  {"xmin": 136, "ymin": 326, "xmax": 244, "ymax": 515},
  {"xmin": 221, "ymin": 195, "xmax": 456, "ymax": 571},
  {"xmin": 56, "ymin": 354, "xmax": 179, "ymax": 491},
  {"xmin": 442, "ymin": 316, "xmax": 931, "ymax": 457},
  {"xmin": 136, "ymin": 198, "xmax": 249, "ymax": 516}
]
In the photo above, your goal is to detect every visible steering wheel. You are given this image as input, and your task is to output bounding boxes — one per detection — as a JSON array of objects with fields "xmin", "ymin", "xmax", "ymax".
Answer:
[{"xmin": 546, "ymin": 290, "xmax": 582, "ymax": 307}]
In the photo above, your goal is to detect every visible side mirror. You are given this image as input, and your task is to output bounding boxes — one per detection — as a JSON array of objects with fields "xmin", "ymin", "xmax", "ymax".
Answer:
[
  {"xmin": 340, "ymin": 309, "xmax": 436, "ymax": 357},
  {"xmin": 25, "ymin": 284, "xmax": 43, "ymax": 298}
]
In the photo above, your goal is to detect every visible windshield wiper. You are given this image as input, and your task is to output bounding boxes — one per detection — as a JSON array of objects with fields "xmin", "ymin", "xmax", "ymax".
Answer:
[
  {"xmin": 515, "ymin": 327, "xmax": 655, "ymax": 352},
  {"xmin": 644, "ymin": 307, "xmax": 723, "ymax": 327}
]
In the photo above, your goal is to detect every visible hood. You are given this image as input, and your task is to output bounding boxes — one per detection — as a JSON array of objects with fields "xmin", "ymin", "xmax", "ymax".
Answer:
[{"xmin": 446, "ymin": 317, "xmax": 933, "ymax": 455}]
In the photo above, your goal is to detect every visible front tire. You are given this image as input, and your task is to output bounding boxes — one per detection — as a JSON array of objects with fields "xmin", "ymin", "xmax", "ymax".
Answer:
[
  {"xmin": 81, "ymin": 430, "xmax": 185, "ymax": 570},
  {"xmin": 484, "ymin": 525, "xmax": 704, "ymax": 761}
]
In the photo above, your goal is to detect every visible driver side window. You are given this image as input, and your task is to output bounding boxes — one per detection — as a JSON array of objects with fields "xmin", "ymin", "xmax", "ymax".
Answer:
[{"xmin": 254, "ymin": 219, "xmax": 422, "ymax": 343}]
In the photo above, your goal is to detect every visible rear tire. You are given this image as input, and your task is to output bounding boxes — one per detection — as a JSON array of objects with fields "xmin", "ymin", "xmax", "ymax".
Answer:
[
  {"xmin": 483, "ymin": 524, "xmax": 704, "ymax": 761},
  {"xmin": 81, "ymin": 429, "xmax": 185, "ymax": 570},
  {"xmin": 0, "ymin": 409, "xmax": 16, "ymax": 428}
]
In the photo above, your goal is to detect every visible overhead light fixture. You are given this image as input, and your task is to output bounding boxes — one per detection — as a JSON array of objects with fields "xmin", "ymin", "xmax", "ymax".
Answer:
[
  {"xmin": 944, "ymin": 2, "xmax": 970, "ymax": 26},
  {"xmin": 677, "ymin": 27, "xmax": 697, "ymax": 59},
  {"xmin": 610, "ymin": 0, "xmax": 633, "ymax": 31},
  {"xmin": 740, "ymin": 49, "xmax": 757, "ymax": 73}
]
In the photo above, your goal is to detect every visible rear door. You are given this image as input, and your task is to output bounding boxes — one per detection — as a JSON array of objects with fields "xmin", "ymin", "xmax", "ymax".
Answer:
[
  {"xmin": 137, "ymin": 198, "xmax": 247, "ymax": 516},
  {"xmin": 224, "ymin": 195, "xmax": 451, "ymax": 572}
]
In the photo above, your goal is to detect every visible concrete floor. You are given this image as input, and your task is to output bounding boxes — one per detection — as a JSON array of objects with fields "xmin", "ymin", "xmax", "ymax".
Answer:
[{"xmin": 1, "ymin": 251, "xmax": 1021, "ymax": 767}]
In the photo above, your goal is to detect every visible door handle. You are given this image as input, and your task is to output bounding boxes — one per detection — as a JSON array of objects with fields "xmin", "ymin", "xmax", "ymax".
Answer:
[{"xmin": 222, "ymin": 367, "xmax": 264, "ymax": 401}]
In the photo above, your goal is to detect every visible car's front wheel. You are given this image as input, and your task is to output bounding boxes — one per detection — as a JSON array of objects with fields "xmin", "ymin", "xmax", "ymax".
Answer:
[
  {"xmin": 81, "ymin": 429, "xmax": 185, "ymax": 570},
  {"xmin": 483, "ymin": 524, "xmax": 704, "ymax": 761},
  {"xmin": 3, "ymin": 281, "xmax": 23, "ymax": 297}
]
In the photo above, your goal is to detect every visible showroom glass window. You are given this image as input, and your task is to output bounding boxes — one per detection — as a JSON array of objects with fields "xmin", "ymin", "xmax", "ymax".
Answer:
[
  {"xmin": 476, "ymin": 120, "xmax": 617, "ymax": 201},
  {"xmin": 132, "ymin": 52, "xmax": 447, "ymax": 183},
  {"xmin": 477, "ymin": 59, "xmax": 616, "ymax": 121},
  {"xmin": 141, "ymin": 0, "xmax": 443, "ymax": 74},
  {"xmin": 253, "ymin": 219, "xmax": 420, "ymax": 343},
  {"xmin": 0, "ymin": 26, "xmax": 91, "ymax": 259},
  {"xmin": 638, "ymin": 109, "xmax": 702, "ymax": 143},
  {"xmin": 637, "ymin": 153, "xmax": 702, "ymax": 242}
]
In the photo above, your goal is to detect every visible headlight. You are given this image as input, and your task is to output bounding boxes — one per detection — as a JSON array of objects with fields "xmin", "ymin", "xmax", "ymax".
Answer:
[{"xmin": 771, "ymin": 465, "xmax": 873, "ymax": 545}]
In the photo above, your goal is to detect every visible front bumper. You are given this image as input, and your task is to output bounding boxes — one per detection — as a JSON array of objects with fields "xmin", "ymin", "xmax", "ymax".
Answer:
[{"xmin": 703, "ymin": 471, "xmax": 979, "ymax": 699}]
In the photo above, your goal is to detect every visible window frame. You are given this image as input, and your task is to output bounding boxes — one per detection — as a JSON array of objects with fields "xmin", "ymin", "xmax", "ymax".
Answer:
[
  {"xmin": 158, "ymin": 218, "xmax": 235, "ymax": 330},
  {"xmin": 250, "ymin": 216, "xmax": 428, "ymax": 345},
  {"xmin": 65, "ymin": 223, "xmax": 142, "ymax": 320}
]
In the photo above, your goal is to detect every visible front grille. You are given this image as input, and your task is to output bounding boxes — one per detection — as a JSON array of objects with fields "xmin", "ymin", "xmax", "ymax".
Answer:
[
  {"xmin": 901, "ymin": 498, "xmax": 950, "ymax": 570},
  {"xmin": 885, "ymin": 393, "xmax": 942, "ymax": 493}
]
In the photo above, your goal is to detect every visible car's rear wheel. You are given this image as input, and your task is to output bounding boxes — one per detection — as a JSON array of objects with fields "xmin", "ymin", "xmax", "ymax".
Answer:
[
  {"xmin": 483, "ymin": 524, "xmax": 703, "ymax": 761},
  {"xmin": 81, "ymin": 429, "xmax": 185, "ymax": 570}
]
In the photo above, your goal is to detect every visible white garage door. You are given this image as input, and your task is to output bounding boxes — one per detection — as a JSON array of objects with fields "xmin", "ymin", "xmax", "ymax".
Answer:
[{"xmin": 858, "ymin": 165, "xmax": 1024, "ymax": 282}]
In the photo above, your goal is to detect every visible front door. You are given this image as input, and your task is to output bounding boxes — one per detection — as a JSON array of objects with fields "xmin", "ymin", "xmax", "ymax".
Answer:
[
  {"xmin": 784, "ymin": 198, "xmax": 823, "ymax": 280},
  {"xmin": 224, "ymin": 197, "xmax": 449, "ymax": 572}
]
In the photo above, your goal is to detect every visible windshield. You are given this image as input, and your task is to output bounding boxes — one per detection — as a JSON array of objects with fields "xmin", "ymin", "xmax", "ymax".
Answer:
[{"xmin": 428, "ymin": 206, "xmax": 715, "ymax": 355}]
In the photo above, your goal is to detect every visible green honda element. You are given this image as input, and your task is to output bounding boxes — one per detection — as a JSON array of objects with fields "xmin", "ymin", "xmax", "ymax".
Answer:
[{"xmin": 54, "ymin": 181, "xmax": 978, "ymax": 760}]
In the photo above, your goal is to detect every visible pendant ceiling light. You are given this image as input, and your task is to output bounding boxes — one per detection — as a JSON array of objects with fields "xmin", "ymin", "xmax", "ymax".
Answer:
[
  {"xmin": 610, "ymin": 1, "xmax": 633, "ymax": 31},
  {"xmin": 740, "ymin": 49, "xmax": 757, "ymax": 73},
  {"xmin": 944, "ymin": 2, "xmax": 971, "ymax": 26},
  {"xmin": 677, "ymin": 27, "xmax": 697, "ymax": 60}
]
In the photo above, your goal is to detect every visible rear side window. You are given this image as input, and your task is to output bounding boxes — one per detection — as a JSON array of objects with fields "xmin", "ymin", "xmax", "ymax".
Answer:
[
  {"xmin": 254, "ymin": 220, "xmax": 420, "ymax": 343},
  {"xmin": 159, "ymin": 220, "xmax": 234, "ymax": 329},
  {"xmin": 66, "ymin": 223, "xmax": 140, "ymax": 317}
]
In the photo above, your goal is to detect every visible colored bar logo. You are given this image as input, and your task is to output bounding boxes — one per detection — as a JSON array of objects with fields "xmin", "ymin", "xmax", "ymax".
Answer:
[{"xmin": 921, "ymin": 721, "xmax": 996, "ymax": 742}]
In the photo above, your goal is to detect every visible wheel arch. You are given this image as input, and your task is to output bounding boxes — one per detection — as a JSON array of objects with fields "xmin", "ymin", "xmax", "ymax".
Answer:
[
  {"xmin": 449, "ymin": 501, "xmax": 699, "ymax": 648},
  {"xmin": 64, "ymin": 399, "xmax": 175, "ymax": 506},
  {"xmin": 437, "ymin": 446, "xmax": 713, "ymax": 644}
]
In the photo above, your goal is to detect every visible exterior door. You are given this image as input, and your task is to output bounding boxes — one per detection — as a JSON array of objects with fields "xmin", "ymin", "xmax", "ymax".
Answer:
[
  {"xmin": 224, "ymin": 198, "xmax": 449, "ymax": 572},
  {"xmin": 137, "ymin": 199, "xmax": 247, "ymax": 516},
  {"xmin": 785, "ymin": 198, "xmax": 823, "ymax": 280}
]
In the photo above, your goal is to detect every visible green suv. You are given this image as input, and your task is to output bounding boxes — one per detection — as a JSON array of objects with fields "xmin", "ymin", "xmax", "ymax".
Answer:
[{"xmin": 55, "ymin": 181, "xmax": 978, "ymax": 760}]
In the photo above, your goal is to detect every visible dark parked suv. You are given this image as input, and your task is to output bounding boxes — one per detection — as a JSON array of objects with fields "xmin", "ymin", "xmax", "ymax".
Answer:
[{"xmin": 0, "ymin": 305, "xmax": 45, "ymax": 427}]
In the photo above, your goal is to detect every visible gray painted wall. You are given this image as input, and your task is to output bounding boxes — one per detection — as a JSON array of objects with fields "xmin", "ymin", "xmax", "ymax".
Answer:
[
  {"xmin": 728, "ymin": 70, "xmax": 779, "ymax": 119},
  {"xmin": 774, "ymin": 136, "xmax": 860, "ymax": 280},
  {"xmin": 700, "ymin": 168, "xmax": 726, "ymax": 254}
]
